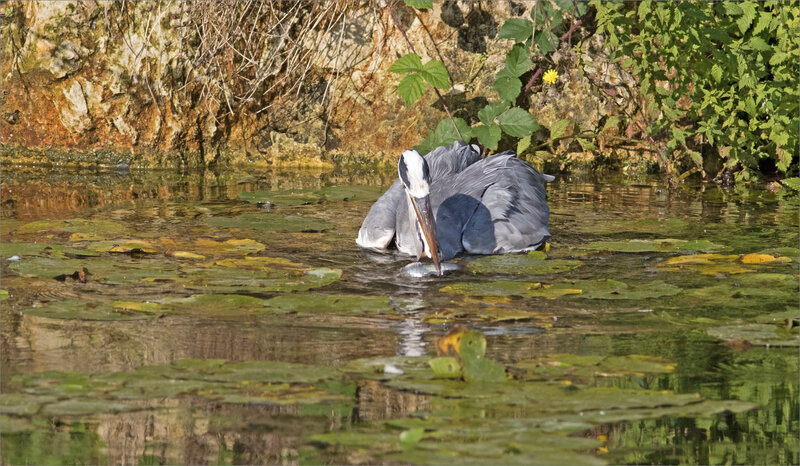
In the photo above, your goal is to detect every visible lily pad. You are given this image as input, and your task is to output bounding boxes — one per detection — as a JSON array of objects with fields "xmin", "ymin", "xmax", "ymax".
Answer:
[
  {"xmin": 466, "ymin": 253, "xmax": 583, "ymax": 275},
  {"xmin": 657, "ymin": 253, "xmax": 794, "ymax": 275},
  {"xmin": 512, "ymin": 354, "xmax": 675, "ymax": 381},
  {"xmin": 13, "ymin": 218, "xmax": 129, "ymax": 236},
  {"xmin": 440, "ymin": 280, "xmax": 533, "ymax": 297},
  {"xmin": 178, "ymin": 266, "xmax": 342, "ymax": 293},
  {"xmin": 583, "ymin": 238, "xmax": 725, "ymax": 253},
  {"xmin": 41, "ymin": 399, "xmax": 135, "ymax": 416},
  {"xmin": 568, "ymin": 279, "xmax": 682, "ymax": 300},
  {"xmin": 260, "ymin": 294, "xmax": 395, "ymax": 317},
  {"xmin": 240, "ymin": 185, "xmax": 384, "ymax": 206},
  {"xmin": 85, "ymin": 240, "xmax": 160, "ymax": 254},
  {"xmin": 576, "ymin": 218, "xmax": 688, "ymax": 235},
  {"xmin": 0, "ymin": 415, "xmax": 37, "ymax": 433},
  {"xmin": 706, "ymin": 323, "xmax": 799, "ymax": 347},
  {"xmin": 0, "ymin": 243, "xmax": 100, "ymax": 259},
  {"xmin": 0, "ymin": 393, "xmax": 57, "ymax": 416},
  {"xmin": 160, "ymin": 294, "xmax": 269, "ymax": 316},
  {"xmin": 341, "ymin": 356, "xmax": 433, "ymax": 380},
  {"xmin": 205, "ymin": 213, "xmax": 332, "ymax": 232},
  {"xmin": 429, "ymin": 357, "xmax": 462, "ymax": 379},
  {"xmin": 21, "ymin": 299, "xmax": 164, "ymax": 321}
]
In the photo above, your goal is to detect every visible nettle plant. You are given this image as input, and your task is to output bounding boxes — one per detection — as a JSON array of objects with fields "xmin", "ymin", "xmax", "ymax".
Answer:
[
  {"xmin": 594, "ymin": 0, "xmax": 799, "ymax": 182},
  {"xmin": 389, "ymin": 0, "xmax": 589, "ymax": 157}
]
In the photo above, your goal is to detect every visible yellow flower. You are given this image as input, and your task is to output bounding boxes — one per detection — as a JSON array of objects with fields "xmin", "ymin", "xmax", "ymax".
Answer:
[{"xmin": 543, "ymin": 69, "xmax": 559, "ymax": 84}]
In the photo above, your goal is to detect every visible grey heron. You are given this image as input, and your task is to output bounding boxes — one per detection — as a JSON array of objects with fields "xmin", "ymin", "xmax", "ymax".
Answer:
[{"xmin": 357, "ymin": 141, "xmax": 554, "ymax": 275}]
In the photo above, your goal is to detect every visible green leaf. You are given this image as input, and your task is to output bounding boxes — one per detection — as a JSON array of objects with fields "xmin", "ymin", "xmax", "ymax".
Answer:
[
  {"xmin": 549, "ymin": 118, "xmax": 571, "ymax": 139},
  {"xmin": 779, "ymin": 177, "xmax": 799, "ymax": 191},
  {"xmin": 505, "ymin": 44, "xmax": 531, "ymax": 77},
  {"xmin": 688, "ymin": 150, "xmax": 703, "ymax": 167},
  {"xmin": 737, "ymin": 2, "xmax": 756, "ymax": 34},
  {"xmin": 420, "ymin": 60, "xmax": 450, "ymax": 89},
  {"xmin": 497, "ymin": 108, "xmax": 539, "ymax": 137},
  {"xmin": 602, "ymin": 116, "xmax": 620, "ymax": 131},
  {"xmin": 576, "ymin": 138, "xmax": 596, "ymax": 151},
  {"xmin": 493, "ymin": 74, "xmax": 522, "ymax": 102},
  {"xmin": 398, "ymin": 73, "xmax": 426, "ymax": 106},
  {"xmin": 517, "ymin": 134, "xmax": 532, "ymax": 154},
  {"xmin": 534, "ymin": 32, "xmax": 557, "ymax": 54},
  {"xmin": 711, "ymin": 64, "xmax": 722, "ymax": 83},
  {"xmin": 472, "ymin": 124, "xmax": 502, "ymax": 151},
  {"xmin": 428, "ymin": 357, "xmax": 462, "ymax": 379},
  {"xmin": 477, "ymin": 102, "xmax": 508, "ymax": 125},
  {"xmin": 404, "ymin": 0, "xmax": 433, "ymax": 9},
  {"xmin": 388, "ymin": 53, "xmax": 423, "ymax": 74},
  {"xmin": 498, "ymin": 18, "xmax": 533, "ymax": 43},
  {"xmin": 752, "ymin": 11, "xmax": 773, "ymax": 35},
  {"xmin": 399, "ymin": 427, "xmax": 425, "ymax": 449},
  {"xmin": 722, "ymin": 3, "xmax": 743, "ymax": 16},
  {"xmin": 746, "ymin": 37, "xmax": 770, "ymax": 51},
  {"xmin": 769, "ymin": 52, "xmax": 787, "ymax": 66},
  {"xmin": 414, "ymin": 118, "xmax": 472, "ymax": 155}
]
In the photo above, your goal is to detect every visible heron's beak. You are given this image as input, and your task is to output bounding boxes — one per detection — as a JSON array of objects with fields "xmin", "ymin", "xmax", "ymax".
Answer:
[{"xmin": 409, "ymin": 194, "xmax": 442, "ymax": 276}]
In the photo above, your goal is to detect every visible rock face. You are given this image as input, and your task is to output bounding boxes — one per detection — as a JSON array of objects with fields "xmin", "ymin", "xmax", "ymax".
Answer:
[{"xmin": 0, "ymin": 1, "xmax": 637, "ymax": 168}]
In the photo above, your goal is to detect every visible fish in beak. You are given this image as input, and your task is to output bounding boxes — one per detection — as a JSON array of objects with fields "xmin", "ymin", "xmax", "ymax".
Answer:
[{"xmin": 407, "ymin": 192, "xmax": 442, "ymax": 276}]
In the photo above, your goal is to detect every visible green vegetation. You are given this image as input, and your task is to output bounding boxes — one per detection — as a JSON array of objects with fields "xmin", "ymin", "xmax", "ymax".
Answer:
[{"xmin": 394, "ymin": 0, "xmax": 798, "ymax": 183}]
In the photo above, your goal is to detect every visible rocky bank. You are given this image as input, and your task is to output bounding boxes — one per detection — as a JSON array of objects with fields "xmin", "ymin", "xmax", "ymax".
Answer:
[{"xmin": 0, "ymin": 1, "xmax": 641, "ymax": 169}]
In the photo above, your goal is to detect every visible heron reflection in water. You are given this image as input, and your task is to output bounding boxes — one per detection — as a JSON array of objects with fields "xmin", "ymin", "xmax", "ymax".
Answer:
[{"xmin": 357, "ymin": 141, "xmax": 554, "ymax": 275}]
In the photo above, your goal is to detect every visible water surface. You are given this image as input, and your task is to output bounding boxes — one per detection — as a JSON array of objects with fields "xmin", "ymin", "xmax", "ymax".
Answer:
[{"xmin": 1, "ymin": 165, "xmax": 797, "ymax": 465}]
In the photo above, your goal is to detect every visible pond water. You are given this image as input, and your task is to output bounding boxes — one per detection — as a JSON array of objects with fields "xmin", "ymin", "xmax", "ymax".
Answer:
[{"xmin": 1, "ymin": 164, "xmax": 797, "ymax": 465}]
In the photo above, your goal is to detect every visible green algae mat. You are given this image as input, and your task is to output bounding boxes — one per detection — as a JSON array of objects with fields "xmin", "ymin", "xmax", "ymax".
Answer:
[{"xmin": 1, "ymin": 167, "xmax": 798, "ymax": 465}]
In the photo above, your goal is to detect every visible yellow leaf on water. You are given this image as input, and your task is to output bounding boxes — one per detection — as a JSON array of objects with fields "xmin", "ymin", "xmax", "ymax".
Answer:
[
  {"xmin": 741, "ymin": 253, "xmax": 791, "ymax": 264},
  {"xmin": 662, "ymin": 253, "xmax": 739, "ymax": 266},
  {"xmin": 171, "ymin": 251, "xmax": 206, "ymax": 260},
  {"xmin": 436, "ymin": 326, "xmax": 468, "ymax": 356},
  {"xmin": 112, "ymin": 301, "xmax": 163, "ymax": 313}
]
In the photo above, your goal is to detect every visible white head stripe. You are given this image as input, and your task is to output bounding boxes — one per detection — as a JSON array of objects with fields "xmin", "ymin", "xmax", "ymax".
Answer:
[{"xmin": 400, "ymin": 150, "xmax": 430, "ymax": 198}]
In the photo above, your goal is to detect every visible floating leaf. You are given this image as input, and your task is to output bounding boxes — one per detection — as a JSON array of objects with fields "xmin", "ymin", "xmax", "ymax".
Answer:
[
  {"xmin": 86, "ymin": 240, "xmax": 159, "ymax": 254},
  {"xmin": 22, "ymin": 299, "xmax": 163, "ymax": 321},
  {"xmin": 205, "ymin": 213, "xmax": 331, "ymax": 232},
  {"xmin": 740, "ymin": 253, "xmax": 792, "ymax": 264},
  {"xmin": 260, "ymin": 294, "xmax": 394, "ymax": 317},
  {"xmin": 440, "ymin": 280, "xmax": 533, "ymax": 297},
  {"xmin": 585, "ymin": 239, "xmax": 725, "ymax": 253},
  {"xmin": 466, "ymin": 253, "xmax": 582, "ymax": 275},
  {"xmin": 159, "ymin": 294, "xmax": 269, "ymax": 316},
  {"xmin": 707, "ymin": 323, "xmax": 799, "ymax": 347},
  {"xmin": 178, "ymin": 266, "xmax": 342, "ymax": 293},
  {"xmin": 13, "ymin": 219, "xmax": 128, "ymax": 236},
  {"xmin": 658, "ymin": 252, "xmax": 792, "ymax": 274},
  {"xmin": 574, "ymin": 218, "xmax": 688, "ymax": 235},
  {"xmin": 567, "ymin": 279, "xmax": 681, "ymax": 300},
  {"xmin": 239, "ymin": 186, "xmax": 384, "ymax": 206},
  {"xmin": 429, "ymin": 357, "xmax": 462, "ymax": 379}
]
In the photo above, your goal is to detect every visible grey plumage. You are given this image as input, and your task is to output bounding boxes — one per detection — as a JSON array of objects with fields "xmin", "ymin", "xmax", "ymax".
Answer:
[
  {"xmin": 356, "ymin": 141, "xmax": 480, "ymax": 249},
  {"xmin": 357, "ymin": 142, "xmax": 553, "ymax": 261}
]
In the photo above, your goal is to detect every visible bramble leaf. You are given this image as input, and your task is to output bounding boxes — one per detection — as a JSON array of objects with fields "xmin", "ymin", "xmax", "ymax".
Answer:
[
  {"xmin": 420, "ymin": 60, "xmax": 450, "ymax": 89},
  {"xmin": 505, "ymin": 44, "xmax": 531, "ymax": 77},
  {"xmin": 497, "ymin": 108, "xmax": 539, "ymax": 138},
  {"xmin": 389, "ymin": 53, "xmax": 423, "ymax": 74},
  {"xmin": 398, "ymin": 73, "xmax": 426, "ymax": 106},
  {"xmin": 498, "ymin": 18, "xmax": 533, "ymax": 43}
]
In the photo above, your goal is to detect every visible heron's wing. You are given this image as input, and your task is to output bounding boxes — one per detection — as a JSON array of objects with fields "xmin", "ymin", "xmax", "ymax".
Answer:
[
  {"xmin": 356, "ymin": 179, "xmax": 404, "ymax": 249},
  {"xmin": 424, "ymin": 141, "xmax": 481, "ymax": 181},
  {"xmin": 461, "ymin": 155, "xmax": 551, "ymax": 253}
]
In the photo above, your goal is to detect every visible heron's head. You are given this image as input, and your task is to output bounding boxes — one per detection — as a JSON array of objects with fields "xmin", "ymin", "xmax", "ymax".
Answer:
[{"xmin": 398, "ymin": 150, "xmax": 441, "ymax": 275}]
